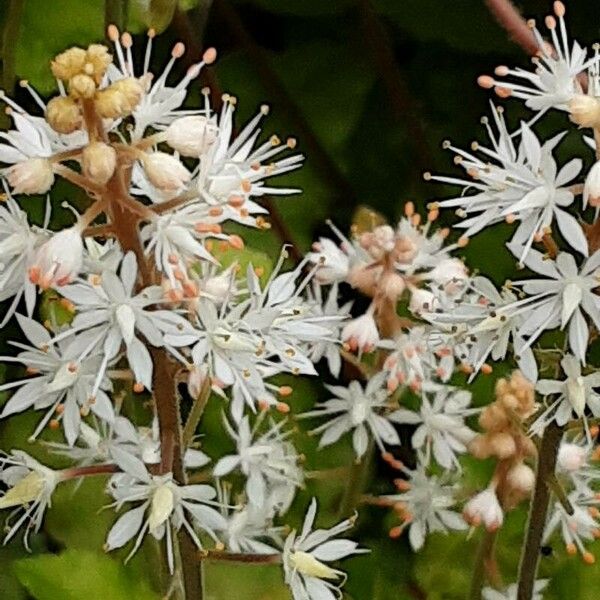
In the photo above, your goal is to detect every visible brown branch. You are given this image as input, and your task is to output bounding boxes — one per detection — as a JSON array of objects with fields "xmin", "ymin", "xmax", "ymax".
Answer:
[
  {"xmin": 61, "ymin": 463, "xmax": 119, "ymax": 479},
  {"xmin": 200, "ymin": 551, "xmax": 281, "ymax": 564},
  {"xmin": 484, "ymin": 0, "xmax": 539, "ymax": 56},
  {"xmin": 516, "ymin": 421, "xmax": 562, "ymax": 600}
]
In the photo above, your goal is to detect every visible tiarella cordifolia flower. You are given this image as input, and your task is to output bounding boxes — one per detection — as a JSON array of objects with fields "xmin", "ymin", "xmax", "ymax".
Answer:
[
  {"xmin": 543, "ymin": 490, "xmax": 600, "ymax": 563},
  {"xmin": 106, "ymin": 447, "xmax": 226, "ymax": 572},
  {"xmin": 506, "ymin": 247, "xmax": 600, "ymax": 364},
  {"xmin": 301, "ymin": 372, "xmax": 400, "ymax": 459},
  {"xmin": 165, "ymin": 114, "xmax": 219, "ymax": 157},
  {"xmin": 215, "ymin": 484, "xmax": 283, "ymax": 554},
  {"xmin": 28, "ymin": 225, "xmax": 84, "ymax": 289},
  {"xmin": 463, "ymin": 487, "xmax": 504, "ymax": 532},
  {"xmin": 6, "ymin": 157, "xmax": 54, "ymax": 195},
  {"xmin": 429, "ymin": 111, "xmax": 585, "ymax": 260},
  {"xmin": 140, "ymin": 151, "xmax": 191, "ymax": 192},
  {"xmin": 0, "ymin": 192, "xmax": 43, "ymax": 324},
  {"xmin": 425, "ymin": 275, "xmax": 537, "ymax": 380},
  {"xmin": 381, "ymin": 326, "xmax": 457, "ymax": 391},
  {"xmin": 389, "ymin": 386, "xmax": 477, "ymax": 469},
  {"xmin": 307, "ymin": 283, "xmax": 351, "ymax": 378},
  {"xmin": 0, "ymin": 450, "xmax": 62, "ymax": 546},
  {"xmin": 282, "ymin": 498, "xmax": 367, "ymax": 600},
  {"xmin": 105, "ymin": 29, "xmax": 216, "ymax": 139},
  {"xmin": 382, "ymin": 462, "xmax": 466, "ymax": 551},
  {"xmin": 0, "ymin": 315, "xmax": 114, "ymax": 445},
  {"xmin": 532, "ymin": 354, "xmax": 600, "ymax": 434},
  {"xmin": 55, "ymin": 252, "xmax": 185, "ymax": 391},
  {"xmin": 213, "ymin": 417, "xmax": 302, "ymax": 511},
  {"xmin": 478, "ymin": 2, "xmax": 587, "ymax": 113},
  {"xmin": 482, "ymin": 580, "xmax": 548, "ymax": 600},
  {"xmin": 341, "ymin": 311, "xmax": 379, "ymax": 353},
  {"xmin": 166, "ymin": 257, "xmax": 341, "ymax": 421}
]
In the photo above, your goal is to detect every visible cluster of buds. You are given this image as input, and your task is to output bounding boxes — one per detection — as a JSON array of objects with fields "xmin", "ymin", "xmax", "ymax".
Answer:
[{"xmin": 464, "ymin": 371, "xmax": 538, "ymax": 531}]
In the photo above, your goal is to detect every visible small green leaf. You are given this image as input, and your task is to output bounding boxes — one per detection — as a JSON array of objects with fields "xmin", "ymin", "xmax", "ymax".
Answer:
[{"xmin": 14, "ymin": 549, "xmax": 160, "ymax": 600}]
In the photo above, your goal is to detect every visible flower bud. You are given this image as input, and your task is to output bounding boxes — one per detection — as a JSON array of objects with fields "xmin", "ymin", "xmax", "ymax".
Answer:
[
  {"xmin": 557, "ymin": 442, "xmax": 587, "ymax": 472},
  {"xmin": 85, "ymin": 44, "xmax": 112, "ymax": 83},
  {"xmin": 82, "ymin": 141, "xmax": 117, "ymax": 184},
  {"xmin": 51, "ymin": 47, "xmax": 87, "ymax": 81},
  {"xmin": 506, "ymin": 463, "xmax": 535, "ymax": 493},
  {"xmin": 409, "ymin": 288, "xmax": 436, "ymax": 314},
  {"xmin": 69, "ymin": 74, "xmax": 96, "ymax": 99},
  {"xmin": 568, "ymin": 94, "xmax": 600, "ymax": 128},
  {"xmin": 165, "ymin": 115, "xmax": 219, "ymax": 157},
  {"xmin": 187, "ymin": 364, "xmax": 208, "ymax": 399},
  {"xmin": 342, "ymin": 312, "xmax": 379, "ymax": 353},
  {"xmin": 584, "ymin": 160, "xmax": 600, "ymax": 208},
  {"xmin": 46, "ymin": 96, "xmax": 82, "ymax": 134},
  {"xmin": 7, "ymin": 158, "xmax": 54, "ymax": 195},
  {"xmin": 463, "ymin": 488, "xmax": 503, "ymax": 531},
  {"xmin": 28, "ymin": 227, "xmax": 84, "ymax": 289},
  {"xmin": 95, "ymin": 78, "xmax": 144, "ymax": 118},
  {"xmin": 142, "ymin": 152, "xmax": 191, "ymax": 192},
  {"xmin": 204, "ymin": 270, "xmax": 235, "ymax": 304}
]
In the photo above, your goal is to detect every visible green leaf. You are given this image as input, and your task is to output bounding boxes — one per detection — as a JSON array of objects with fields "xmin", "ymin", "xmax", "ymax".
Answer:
[
  {"xmin": 39, "ymin": 290, "xmax": 75, "ymax": 332},
  {"xmin": 14, "ymin": 0, "xmax": 105, "ymax": 94},
  {"xmin": 14, "ymin": 549, "xmax": 160, "ymax": 600}
]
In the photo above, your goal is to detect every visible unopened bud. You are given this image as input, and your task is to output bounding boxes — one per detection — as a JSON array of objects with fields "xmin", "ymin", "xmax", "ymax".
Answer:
[
  {"xmin": 506, "ymin": 463, "xmax": 535, "ymax": 493},
  {"xmin": 141, "ymin": 152, "xmax": 191, "ymax": 192},
  {"xmin": 7, "ymin": 158, "xmax": 54, "ymax": 195},
  {"xmin": 82, "ymin": 141, "xmax": 117, "ymax": 184},
  {"xmin": 165, "ymin": 115, "xmax": 219, "ymax": 157},
  {"xmin": 69, "ymin": 74, "xmax": 96, "ymax": 99},
  {"xmin": 95, "ymin": 78, "xmax": 144, "ymax": 118},
  {"xmin": 568, "ymin": 94, "xmax": 600, "ymax": 128},
  {"xmin": 51, "ymin": 47, "xmax": 87, "ymax": 81},
  {"xmin": 46, "ymin": 96, "xmax": 82, "ymax": 134},
  {"xmin": 85, "ymin": 44, "xmax": 112, "ymax": 83}
]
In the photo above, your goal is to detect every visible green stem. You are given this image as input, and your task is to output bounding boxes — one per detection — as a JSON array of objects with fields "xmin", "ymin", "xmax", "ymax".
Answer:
[
  {"xmin": 338, "ymin": 439, "xmax": 374, "ymax": 518},
  {"xmin": 469, "ymin": 529, "xmax": 499, "ymax": 600},
  {"xmin": 182, "ymin": 374, "xmax": 212, "ymax": 448},
  {"xmin": 2, "ymin": 0, "xmax": 24, "ymax": 90}
]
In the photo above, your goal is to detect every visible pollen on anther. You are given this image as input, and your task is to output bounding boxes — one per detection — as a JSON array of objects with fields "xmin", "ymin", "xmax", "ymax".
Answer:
[
  {"xmin": 107, "ymin": 24, "xmax": 120, "ymax": 41},
  {"xmin": 121, "ymin": 32, "xmax": 133, "ymax": 48},
  {"xmin": 202, "ymin": 47, "xmax": 217, "ymax": 65},
  {"xmin": 477, "ymin": 75, "xmax": 495, "ymax": 89}
]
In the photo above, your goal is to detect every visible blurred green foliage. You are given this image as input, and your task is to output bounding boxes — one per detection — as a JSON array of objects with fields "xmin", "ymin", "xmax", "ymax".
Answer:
[{"xmin": 0, "ymin": 0, "xmax": 599, "ymax": 598}]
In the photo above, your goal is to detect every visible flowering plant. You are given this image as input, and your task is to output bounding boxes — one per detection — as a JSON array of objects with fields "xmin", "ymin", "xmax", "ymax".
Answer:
[{"xmin": 2, "ymin": 2, "xmax": 600, "ymax": 599}]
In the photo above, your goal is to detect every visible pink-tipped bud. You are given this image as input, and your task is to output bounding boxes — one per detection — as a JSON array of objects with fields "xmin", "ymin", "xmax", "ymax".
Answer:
[
  {"xmin": 7, "ymin": 158, "xmax": 55, "ymax": 195},
  {"xmin": 341, "ymin": 313, "xmax": 379, "ymax": 353},
  {"xmin": 28, "ymin": 227, "xmax": 83, "ymax": 289}
]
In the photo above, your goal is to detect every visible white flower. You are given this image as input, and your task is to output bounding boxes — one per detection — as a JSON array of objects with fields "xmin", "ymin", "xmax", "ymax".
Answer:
[
  {"xmin": 0, "ymin": 193, "xmax": 42, "ymax": 325},
  {"xmin": 165, "ymin": 115, "xmax": 219, "ymax": 157},
  {"xmin": 479, "ymin": 2, "xmax": 587, "ymax": 113},
  {"xmin": 141, "ymin": 151, "xmax": 191, "ymax": 192},
  {"xmin": 341, "ymin": 311, "xmax": 379, "ymax": 353},
  {"xmin": 544, "ymin": 490, "xmax": 600, "ymax": 560},
  {"xmin": 213, "ymin": 417, "xmax": 302, "ymax": 511},
  {"xmin": 166, "ymin": 256, "xmax": 341, "ymax": 421},
  {"xmin": 482, "ymin": 579, "xmax": 548, "ymax": 600},
  {"xmin": 532, "ymin": 355, "xmax": 600, "ymax": 434},
  {"xmin": 56, "ymin": 252, "xmax": 185, "ymax": 391},
  {"xmin": 0, "ymin": 451, "xmax": 62, "ymax": 546},
  {"xmin": 308, "ymin": 236, "xmax": 352, "ymax": 284},
  {"xmin": 28, "ymin": 226, "xmax": 84, "ymax": 289},
  {"xmin": 105, "ymin": 447, "xmax": 226, "ymax": 572},
  {"xmin": 463, "ymin": 488, "xmax": 504, "ymax": 531},
  {"xmin": 431, "ymin": 113, "xmax": 585, "ymax": 260},
  {"xmin": 282, "ymin": 498, "xmax": 367, "ymax": 600},
  {"xmin": 508, "ymin": 248, "xmax": 600, "ymax": 364},
  {"xmin": 6, "ymin": 157, "xmax": 54, "ymax": 194},
  {"xmin": 380, "ymin": 325, "xmax": 456, "ymax": 391},
  {"xmin": 301, "ymin": 372, "xmax": 400, "ymax": 459},
  {"xmin": 557, "ymin": 441, "xmax": 589, "ymax": 474},
  {"xmin": 389, "ymin": 386, "xmax": 477, "ymax": 469},
  {"xmin": 307, "ymin": 283, "xmax": 351, "ymax": 378},
  {"xmin": 425, "ymin": 275, "xmax": 539, "ymax": 381},
  {"xmin": 0, "ymin": 314, "xmax": 114, "ymax": 445},
  {"xmin": 381, "ymin": 464, "xmax": 466, "ymax": 551}
]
